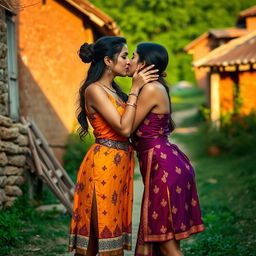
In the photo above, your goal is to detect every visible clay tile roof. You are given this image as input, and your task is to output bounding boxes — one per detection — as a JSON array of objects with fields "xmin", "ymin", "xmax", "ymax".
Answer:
[
  {"xmin": 184, "ymin": 28, "xmax": 248, "ymax": 52},
  {"xmin": 0, "ymin": 0, "xmax": 16, "ymax": 13},
  {"xmin": 238, "ymin": 5, "xmax": 256, "ymax": 18},
  {"xmin": 63, "ymin": 0, "xmax": 121, "ymax": 36},
  {"xmin": 208, "ymin": 28, "xmax": 249, "ymax": 39},
  {"xmin": 193, "ymin": 30, "xmax": 256, "ymax": 67}
]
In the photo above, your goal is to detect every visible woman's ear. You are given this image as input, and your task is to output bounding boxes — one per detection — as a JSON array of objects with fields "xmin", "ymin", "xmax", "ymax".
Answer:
[
  {"xmin": 104, "ymin": 56, "xmax": 112, "ymax": 66},
  {"xmin": 138, "ymin": 61, "xmax": 146, "ymax": 71}
]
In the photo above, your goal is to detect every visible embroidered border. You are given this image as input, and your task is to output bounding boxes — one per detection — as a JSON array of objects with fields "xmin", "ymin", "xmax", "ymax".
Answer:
[
  {"xmin": 96, "ymin": 138, "xmax": 129, "ymax": 152},
  {"xmin": 69, "ymin": 233, "xmax": 132, "ymax": 253}
]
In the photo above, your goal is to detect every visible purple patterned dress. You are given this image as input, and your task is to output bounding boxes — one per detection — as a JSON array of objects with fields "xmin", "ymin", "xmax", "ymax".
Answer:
[{"xmin": 133, "ymin": 112, "xmax": 204, "ymax": 256}]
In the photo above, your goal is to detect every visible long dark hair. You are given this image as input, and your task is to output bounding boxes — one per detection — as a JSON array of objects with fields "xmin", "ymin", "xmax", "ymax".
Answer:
[
  {"xmin": 136, "ymin": 42, "xmax": 175, "ymax": 132},
  {"xmin": 77, "ymin": 36, "xmax": 128, "ymax": 139}
]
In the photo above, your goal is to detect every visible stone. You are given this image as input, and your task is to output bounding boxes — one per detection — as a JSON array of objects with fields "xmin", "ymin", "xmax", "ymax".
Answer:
[
  {"xmin": 3, "ymin": 166, "xmax": 24, "ymax": 176},
  {"xmin": 0, "ymin": 152, "xmax": 8, "ymax": 166},
  {"xmin": 19, "ymin": 147, "xmax": 29, "ymax": 154},
  {"xmin": 0, "ymin": 59, "xmax": 7, "ymax": 69},
  {"xmin": 6, "ymin": 175, "xmax": 24, "ymax": 186},
  {"xmin": 0, "ymin": 115, "xmax": 12, "ymax": 127},
  {"xmin": 0, "ymin": 104, "xmax": 8, "ymax": 116},
  {"xmin": 0, "ymin": 126, "xmax": 19, "ymax": 139},
  {"xmin": 15, "ymin": 123, "xmax": 28, "ymax": 135},
  {"xmin": 0, "ymin": 82, "xmax": 7, "ymax": 94},
  {"xmin": 0, "ymin": 175, "xmax": 7, "ymax": 187},
  {"xmin": 8, "ymin": 155, "xmax": 26, "ymax": 167},
  {"xmin": 4, "ymin": 196, "xmax": 17, "ymax": 207},
  {"xmin": 5, "ymin": 185, "xmax": 23, "ymax": 197},
  {"xmin": 0, "ymin": 188, "xmax": 6, "ymax": 202},
  {"xmin": 0, "ymin": 140, "xmax": 20, "ymax": 154},
  {"xmin": 14, "ymin": 134, "xmax": 28, "ymax": 146},
  {"xmin": 0, "ymin": 92, "xmax": 7, "ymax": 105},
  {"xmin": 36, "ymin": 204, "xmax": 66, "ymax": 214}
]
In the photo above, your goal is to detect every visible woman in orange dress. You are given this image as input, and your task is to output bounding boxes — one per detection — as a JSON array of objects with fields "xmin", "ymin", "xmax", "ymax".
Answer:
[{"xmin": 68, "ymin": 36, "xmax": 158, "ymax": 256}]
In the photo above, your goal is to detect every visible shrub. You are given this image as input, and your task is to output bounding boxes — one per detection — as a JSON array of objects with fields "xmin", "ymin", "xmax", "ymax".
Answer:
[
  {"xmin": 199, "ymin": 111, "xmax": 256, "ymax": 155},
  {"xmin": 63, "ymin": 132, "xmax": 94, "ymax": 174}
]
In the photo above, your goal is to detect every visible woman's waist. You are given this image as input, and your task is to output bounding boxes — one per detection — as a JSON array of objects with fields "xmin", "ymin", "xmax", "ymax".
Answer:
[
  {"xmin": 95, "ymin": 137, "xmax": 130, "ymax": 152},
  {"xmin": 134, "ymin": 136, "xmax": 169, "ymax": 151}
]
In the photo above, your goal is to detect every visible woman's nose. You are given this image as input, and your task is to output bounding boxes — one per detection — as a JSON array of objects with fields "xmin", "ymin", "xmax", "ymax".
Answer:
[{"xmin": 126, "ymin": 58, "xmax": 131, "ymax": 65}]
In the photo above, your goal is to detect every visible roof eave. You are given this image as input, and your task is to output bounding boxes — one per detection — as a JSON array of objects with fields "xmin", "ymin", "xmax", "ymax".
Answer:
[{"xmin": 63, "ymin": 0, "xmax": 121, "ymax": 36}]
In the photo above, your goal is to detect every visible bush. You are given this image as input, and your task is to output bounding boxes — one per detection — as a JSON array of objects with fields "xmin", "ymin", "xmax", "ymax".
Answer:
[
  {"xmin": 63, "ymin": 132, "xmax": 94, "ymax": 175},
  {"xmin": 0, "ymin": 187, "xmax": 35, "ymax": 250},
  {"xmin": 199, "ymin": 111, "xmax": 256, "ymax": 155}
]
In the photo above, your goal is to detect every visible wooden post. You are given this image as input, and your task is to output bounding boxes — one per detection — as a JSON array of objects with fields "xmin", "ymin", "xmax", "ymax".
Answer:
[{"xmin": 210, "ymin": 72, "xmax": 220, "ymax": 127}]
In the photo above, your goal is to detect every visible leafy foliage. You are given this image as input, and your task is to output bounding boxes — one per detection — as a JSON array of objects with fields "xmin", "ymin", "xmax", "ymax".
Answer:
[
  {"xmin": 63, "ymin": 132, "xmax": 94, "ymax": 175},
  {"xmin": 91, "ymin": 0, "xmax": 256, "ymax": 85},
  {"xmin": 198, "ymin": 111, "xmax": 256, "ymax": 155}
]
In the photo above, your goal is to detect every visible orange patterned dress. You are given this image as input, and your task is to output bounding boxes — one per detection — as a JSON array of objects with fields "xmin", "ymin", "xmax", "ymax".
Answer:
[{"xmin": 69, "ymin": 93, "xmax": 134, "ymax": 256}]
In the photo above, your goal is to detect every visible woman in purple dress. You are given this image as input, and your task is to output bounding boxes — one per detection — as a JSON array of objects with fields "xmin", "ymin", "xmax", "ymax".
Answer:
[{"xmin": 128, "ymin": 43, "xmax": 204, "ymax": 256}]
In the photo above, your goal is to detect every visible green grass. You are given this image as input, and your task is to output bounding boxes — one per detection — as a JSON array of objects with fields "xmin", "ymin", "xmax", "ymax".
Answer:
[
  {"xmin": 171, "ymin": 133, "xmax": 256, "ymax": 255},
  {"xmin": 0, "ymin": 187, "xmax": 71, "ymax": 256},
  {"xmin": 171, "ymin": 88, "xmax": 206, "ymax": 112}
]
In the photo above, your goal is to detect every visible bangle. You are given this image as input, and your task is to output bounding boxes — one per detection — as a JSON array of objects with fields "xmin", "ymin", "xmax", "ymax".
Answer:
[
  {"xmin": 126, "ymin": 102, "xmax": 137, "ymax": 108},
  {"xmin": 128, "ymin": 92, "xmax": 139, "ymax": 97}
]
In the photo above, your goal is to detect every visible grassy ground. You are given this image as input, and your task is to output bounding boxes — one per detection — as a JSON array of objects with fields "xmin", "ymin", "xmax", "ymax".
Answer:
[
  {"xmin": 172, "ymin": 132, "xmax": 256, "ymax": 255},
  {"xmin": 171, "ymin": 87, "xmax": 205, "ymax": 112},
  {"xmin": 0, "ymin": 189, "xmax": 71, "ymax": 256},
  {"xmin": 2, "ymin": 87, "xmax": 255, "ymax": 255}
]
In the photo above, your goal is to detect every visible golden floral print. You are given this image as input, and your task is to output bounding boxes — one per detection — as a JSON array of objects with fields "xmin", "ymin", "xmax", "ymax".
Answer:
[
  {"xmin": 160, "ymin": 225, "xmax": 167, "ymax": 233},
  {"xmin": 176, "ymin": 166, "xmax": 182, "ymax": 174},
  {"xmin": 160, "ymin": 198, "xmax": 167, "ymax": 207},
  {"xmin": 180, "ymin": 222, "xmax": 186, "ymax": 231},
  {"xmin": 152, "ymin": 211, "xmax": 158, "ymax": 220},
  {"xmin": 176, "ymin": 186, "xmax": 182, "ymax": 194},
  {"xmin": 153, "ymin": 185, "xmax": 160, "ymax": 194},
  {"xmin": 160, "ymin": 152, "xmax": 167, "ymax": 159},
  {"xmin": 191, "ymin": 198, "xmax": 197, "ymax": 207},
  {"xmin": 172, "ymin": 206, "xmax": 178, "ymax": 214},
  {"xmin": 172, "ymin": 149, "xmax": 178, "ymax": 156},
  {"xmin": 144, "ymin": 119, "xmax": 150, "ymax": 125}
]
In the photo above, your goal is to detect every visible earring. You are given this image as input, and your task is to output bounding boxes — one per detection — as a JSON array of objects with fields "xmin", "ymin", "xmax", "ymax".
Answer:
[{"xmin": 107, "ymin": 66, "xmax": 112, "ymax": 74}]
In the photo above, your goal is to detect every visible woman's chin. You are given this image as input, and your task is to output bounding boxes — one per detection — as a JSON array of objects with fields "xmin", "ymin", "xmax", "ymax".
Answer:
[{"xmin": 126, "ymin": 71, "xmax": 134, "ymax": 77}]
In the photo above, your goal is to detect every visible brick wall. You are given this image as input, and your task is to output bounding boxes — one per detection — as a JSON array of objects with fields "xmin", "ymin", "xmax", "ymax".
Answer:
[
  {"xmin": 246, "ymin": 16, "xmax": 256, "ymax": 30},
  {"xmin": 239, "ymin": 71, "xmax": 256, "ymax": 114},
  {"xmin": 219, "ymin": 72, "xmax": 235, "ymax": 114},
  {"xmin": 18, "ymin": 0, "xmax": 95, "ymax": 161}
]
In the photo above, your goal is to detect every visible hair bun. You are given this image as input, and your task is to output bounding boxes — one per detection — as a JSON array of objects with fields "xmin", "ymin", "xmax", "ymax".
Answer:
[{"xmin": 78, "ymin": 43, "xmax": 94, "ymax": 63}]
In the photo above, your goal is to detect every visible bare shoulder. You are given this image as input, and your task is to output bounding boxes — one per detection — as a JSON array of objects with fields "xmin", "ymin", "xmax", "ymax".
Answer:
[
  {"xmin": 141, "ymin": 82, "xmax": 166, "ymax": 95},
  {"xmin": 86, "ymin": 83, "xmax": 107, "ymax": 98}
]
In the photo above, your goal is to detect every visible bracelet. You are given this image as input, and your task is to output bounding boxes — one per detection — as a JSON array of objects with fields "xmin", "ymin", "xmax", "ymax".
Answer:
[
  {"xmin": 126, "ymin": 102, "xmax": 137, "ymax": 108},
  {"xmin": 128, "ymin": 92, "xmax": 139, "ymax": 97}
]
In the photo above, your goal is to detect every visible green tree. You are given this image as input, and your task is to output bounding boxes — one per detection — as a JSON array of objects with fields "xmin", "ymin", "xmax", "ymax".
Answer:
[{"xmin": 91, "ymin": 0, "xmax": 256, "ymax": 85}]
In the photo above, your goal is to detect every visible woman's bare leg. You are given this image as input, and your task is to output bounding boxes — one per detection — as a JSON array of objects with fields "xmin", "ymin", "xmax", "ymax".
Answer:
[
  {"xmin": 159, "ymin": 240, "xmax": 183, "ymax": 256},
  {"xmin": 86, "ymin": 188, "xmax": 99, "ymax": 256}
]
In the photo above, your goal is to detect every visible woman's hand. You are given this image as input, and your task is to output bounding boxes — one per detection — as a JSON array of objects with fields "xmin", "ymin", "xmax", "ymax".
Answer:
[{"xmin": 131, "ymin": 65, "xmax": 159, "ymax": 92}]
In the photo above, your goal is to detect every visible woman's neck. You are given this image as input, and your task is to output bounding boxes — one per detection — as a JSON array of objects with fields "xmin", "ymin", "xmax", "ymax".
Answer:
[{"xmin": 98, "ymin": 71, "xmax": 115, "ymax": 88}]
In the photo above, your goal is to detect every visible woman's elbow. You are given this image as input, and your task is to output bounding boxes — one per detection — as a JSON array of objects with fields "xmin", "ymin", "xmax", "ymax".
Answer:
[{"xmin": 119, "ymin": 128, "xmax": 131, "ymax": 138}]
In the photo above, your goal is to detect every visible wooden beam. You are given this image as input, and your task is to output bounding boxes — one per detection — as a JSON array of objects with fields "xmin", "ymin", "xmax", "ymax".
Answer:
[{"xmin": 210, "ymin": 72, "xmax": 220, "ymax": 127}]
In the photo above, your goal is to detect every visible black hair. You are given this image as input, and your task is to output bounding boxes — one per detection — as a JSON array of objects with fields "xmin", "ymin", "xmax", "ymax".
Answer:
[
  {"xmin": 136, "ymin": 42, "xmax": 175, "ymax": 132},
  {"xmin": 77, "ymin": 36, "xmax": 128, "ymax": 139}
]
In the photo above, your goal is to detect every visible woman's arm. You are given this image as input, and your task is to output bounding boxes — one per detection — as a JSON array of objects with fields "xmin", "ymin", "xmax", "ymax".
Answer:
[
  {"xmin": 132, "ymin": 83, "xmax": 170, "ymax": 132},
  {"xmin": 86, "ymin": 85, "xmax": 137, "ymax": 137},
  {"xmin": 86, "ymin": 66, "xmax": 159, "ymax": 137}
]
